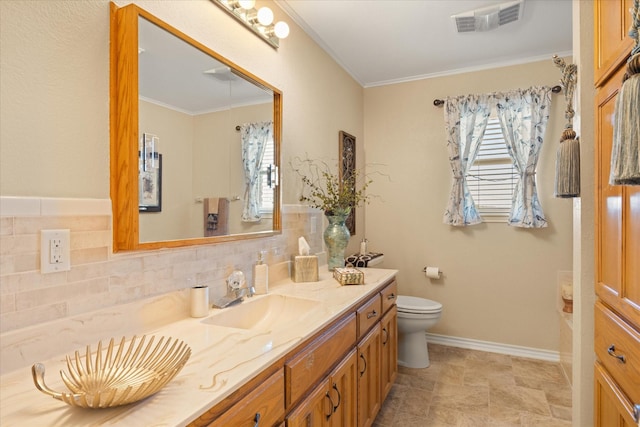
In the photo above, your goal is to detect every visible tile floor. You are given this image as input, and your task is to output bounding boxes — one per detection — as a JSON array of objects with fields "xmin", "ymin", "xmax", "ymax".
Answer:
[{"xmin": 374, "ymin": 344, "xmax": 572, "ymax": 427}]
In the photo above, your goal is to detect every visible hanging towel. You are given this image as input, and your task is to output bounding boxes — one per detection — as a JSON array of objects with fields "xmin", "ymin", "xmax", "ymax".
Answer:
[
  {"xmin": 207, "ymin": 198, "xmax": 219, "ymax": 214},
  {"xmin": 204, "ymin": 198, "xmax": 229, "ymax": 237}
]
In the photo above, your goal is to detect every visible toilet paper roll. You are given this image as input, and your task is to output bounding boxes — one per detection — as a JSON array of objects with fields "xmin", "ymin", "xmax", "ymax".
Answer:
[
  {"xmin": 425, "ymin": 267, "xmax": 442, "ymax": 279},
  {"xmin": 190, "ymin": 286, "xmax": 209, "ymax": 318}
]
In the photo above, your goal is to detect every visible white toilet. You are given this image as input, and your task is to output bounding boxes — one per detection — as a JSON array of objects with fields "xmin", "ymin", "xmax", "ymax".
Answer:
[{"xmin": 396, "ymin": 295, "xmax": 443, "ymax": 368}]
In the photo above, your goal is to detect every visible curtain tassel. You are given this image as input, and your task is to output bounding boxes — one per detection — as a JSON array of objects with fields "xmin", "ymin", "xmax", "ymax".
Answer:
[
  {"xmin": 555, "ymin": 127, "xmax": 581, "ymax": 197},
  {"xmin": 610, "ymin": 53, "xmax": 640, "ymax": 185}
]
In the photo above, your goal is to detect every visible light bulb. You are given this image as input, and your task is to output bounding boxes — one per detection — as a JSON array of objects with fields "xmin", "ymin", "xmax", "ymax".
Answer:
[
  {"xmin": 274, "ymin": 21, "xmax": 290, "ymax": 39},
  {"xmin": 257, "ymin": 7, "xmax": 274, "ymax": 25},
  {"xmin": 238, "ymin": 0, "xmax": 255, "ymax": 10}
]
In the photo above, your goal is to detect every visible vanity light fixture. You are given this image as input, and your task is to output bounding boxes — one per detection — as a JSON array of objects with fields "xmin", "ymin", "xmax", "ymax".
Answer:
[{"xmin": 212, "ymin": 0, "xmax": 289, "ymax": 49}]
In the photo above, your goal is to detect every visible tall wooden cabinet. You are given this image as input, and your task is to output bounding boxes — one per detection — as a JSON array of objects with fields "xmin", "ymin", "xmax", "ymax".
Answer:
[{"xmin": 594, "ymin": 1, "xmax": 640, "ymax": 425}]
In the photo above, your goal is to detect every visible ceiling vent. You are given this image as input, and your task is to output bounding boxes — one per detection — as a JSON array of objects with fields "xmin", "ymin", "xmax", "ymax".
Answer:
[{"xmin": 452, "ymin": 0, "xmax": 524, "ymax": 33}]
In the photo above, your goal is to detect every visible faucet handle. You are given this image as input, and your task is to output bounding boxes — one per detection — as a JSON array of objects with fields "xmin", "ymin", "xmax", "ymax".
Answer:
[{"xmin": 247, "ymin": 286, "xmax": 256, "ymax": 298}]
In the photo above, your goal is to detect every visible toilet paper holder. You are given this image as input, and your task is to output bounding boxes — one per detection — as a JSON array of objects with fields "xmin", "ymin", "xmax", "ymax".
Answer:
[{"xmin": 422, "ymin": 266, "xmax": 444, "ymax": 279}]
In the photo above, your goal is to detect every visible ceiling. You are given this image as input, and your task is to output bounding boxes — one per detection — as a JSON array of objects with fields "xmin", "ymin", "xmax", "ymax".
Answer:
[
  {"xmin": 138, "ymin": 17, "xmax": 273, "ymax": 115},
  {"xmin": 276, "ymin": 0, "xmax": 573, "ymax": 88}
]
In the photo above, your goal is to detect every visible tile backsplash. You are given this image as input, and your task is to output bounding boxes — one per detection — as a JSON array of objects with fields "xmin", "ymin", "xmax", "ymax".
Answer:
[{"xmin": 0, "ymin": 198, "xmax": 322, "ymax": 334}]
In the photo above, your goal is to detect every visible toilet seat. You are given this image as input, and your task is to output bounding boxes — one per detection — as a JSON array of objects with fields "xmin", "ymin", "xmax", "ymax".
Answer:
[{"xmin": 397, "ymin": 295, "xmax": 442, "ymax": 314}]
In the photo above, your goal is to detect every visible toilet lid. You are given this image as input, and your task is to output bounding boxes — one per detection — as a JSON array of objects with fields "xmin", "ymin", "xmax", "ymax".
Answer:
[{"xmin": 397, "ymin": 295, "xmax": 442, "ymax": 313}]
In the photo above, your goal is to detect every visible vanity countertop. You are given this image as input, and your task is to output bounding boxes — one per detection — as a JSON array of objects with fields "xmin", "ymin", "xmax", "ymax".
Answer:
[{"xmin": 0, "ymin": 267, "xmax": 397, "ymax": 426}]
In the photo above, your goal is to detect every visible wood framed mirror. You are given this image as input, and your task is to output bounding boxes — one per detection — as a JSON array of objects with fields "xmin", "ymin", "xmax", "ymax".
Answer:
[{"xmin": 110, "ymin": 2, "xmax": 282, "ymax": 252}]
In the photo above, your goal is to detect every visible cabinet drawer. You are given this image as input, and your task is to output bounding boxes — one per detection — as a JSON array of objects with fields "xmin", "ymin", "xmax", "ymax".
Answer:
[
  {"xmin": 207, "ymin": 368, "xmax": 284, "ymax": 427},
  {"xmin": 357, "ymin": 294, "xmax": 381, "ymax": 339},
  {"xmin": 286, "ymin": 313, "xmax": 357, "ymax": 408},
  {"xmin": 594, "ymin": 302, "xmax": 640, "ymax": 405},
  {"xmin": 380, "ymin": 280, "xmax": 397, "ymax": 314}
]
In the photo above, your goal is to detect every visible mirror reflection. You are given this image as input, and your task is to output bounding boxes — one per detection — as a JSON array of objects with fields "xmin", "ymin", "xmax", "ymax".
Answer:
[
  {"xmin": 111, "ymin": 3, "xmax": 282, "ymax": 251},
  {"xmin": 138, "ymin": 16, "xmax": 276, "ymax": 243}
]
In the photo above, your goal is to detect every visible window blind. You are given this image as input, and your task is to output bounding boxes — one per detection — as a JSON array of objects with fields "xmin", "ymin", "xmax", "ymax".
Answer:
[
  {"xmin": 467, "ymin": 118, "xmax": 517, "ymax": 217},
  {"xmin": 259, "ymin": 138, "xmax": 275, "ymax": 213}
]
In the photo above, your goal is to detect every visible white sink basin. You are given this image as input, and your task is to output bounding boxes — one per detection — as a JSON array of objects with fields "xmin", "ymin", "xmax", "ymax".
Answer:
[{"xmin": 203, "ymin": 294, "xmax": 321, "ymax": 331}]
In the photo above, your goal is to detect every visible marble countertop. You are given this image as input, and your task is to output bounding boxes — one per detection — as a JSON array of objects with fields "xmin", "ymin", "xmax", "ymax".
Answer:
[{"xmin": 0, "ymin": 267, "xmax": 397, "ymax": 426}]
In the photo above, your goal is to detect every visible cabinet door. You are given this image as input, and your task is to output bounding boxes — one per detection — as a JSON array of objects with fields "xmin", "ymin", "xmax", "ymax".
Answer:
[
  {"xmin": 287, "ymin": 379, "xmax": 332, "ymax": 427},
  {"xmin": 596, "ymin": 65, "xmax": 625, "ymax": 307},
  {"xmin": 380, "ymin": 306, "xmax": 398, "ymax": 402},
  {"xmin": 357, "ymin": 324, "xmax": 381, "ymax": 427},
  {"xmin": 208, "ymin": 369, "xmax": 284, "ymax": 427},
  {"xmin": 624, "ymin": 186, "xmax": 640, "ymax": 327},
  {"xmin": 286, "ymin": 313, "xmax": 357, "ymax": 408},
  {"xmin": 595, "ymin": 64, "xmax": 640, "ymax": 329},
  {"xmin": 594, "ymin": 362, "xmax": 639, "ymax": 427},
  {"xmin": 328, "ymin": 349, "xmax": 358, "ymax": 427},
  {"xmin": 594, "ymin": 0, "xmax": 635, "ymax": 86}
]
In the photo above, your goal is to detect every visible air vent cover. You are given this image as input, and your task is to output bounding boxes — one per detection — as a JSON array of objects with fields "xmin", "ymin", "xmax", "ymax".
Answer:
[{"xmin": 452, "ymin": 0, "xmax": 524, "ymax": 33}]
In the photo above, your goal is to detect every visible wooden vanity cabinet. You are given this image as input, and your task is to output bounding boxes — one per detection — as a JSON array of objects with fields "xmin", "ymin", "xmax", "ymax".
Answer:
[
  {"xmin": 380, "ymin": 305, "xmax": 398, "ymax": 402},
  {"xmin": 191, "ymin": 277, "xmax": 398, "ymax": 427},
  {"xmin": 379, "ymin": 281, "xmax": 398, "ymax": 402},
  {"xmin": 357, "ymin": 323, "xmax": 381, "ymax": 427},
  {"xmin": 356, "ymin": 279, "xmax": 398, "ymax": 427},
  {"xmin": 594, "ymin": 0, "xmax": 640, "ymax": 424},
  {"xmin": 285, "ymin": 313, "xmax": 357, "ymax": 409},
  {"xmin": 287, "ymin": 349, "xmax": 358, "ymax": 427},
  {"xmin": 205, "ymin": 368, "xmax": 285, "ymax": 427}
]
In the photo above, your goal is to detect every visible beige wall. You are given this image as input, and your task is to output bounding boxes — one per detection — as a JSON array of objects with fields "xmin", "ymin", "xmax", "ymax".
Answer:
[
  {"xmin": 139, "ymin": 100, "xmax": 196, "ymax": 242},
  {"xmin": 0, "ymin": 0, "xmax": 362, "ymax": 331},
  {"xmin": 139, "ymin": 100, "xmax": 274, "ymax": 240},
  {"xmin": 572, "ymin": 0, "xmax": 595, "ymax": 424},
  {"xmin": 1, "ymin": 0, "xmax": 580, "ymax": 358},
  {"xmin": 0, "ymin": 0, "xmax": 366, "ymax": 246},
  {"xmin": 364, "ymin": 59, "xmax": 573, "ymax": 352}
]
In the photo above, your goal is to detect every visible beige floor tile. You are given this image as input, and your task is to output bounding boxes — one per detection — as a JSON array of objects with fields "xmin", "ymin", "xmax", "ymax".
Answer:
[
  {"xmin": 490, "ymin": 384, "xmax": 551, "ymax": 416},
  {"xmin": 374, "ymin": 345, "xmax": 572, "ymax": 426},
  {"xmin": 511, "ymin": 357, "xmax": 566, "ymax": 384}
]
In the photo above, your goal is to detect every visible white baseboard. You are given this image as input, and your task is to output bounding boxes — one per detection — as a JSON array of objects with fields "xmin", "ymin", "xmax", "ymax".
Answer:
[{"xmin": 425, "ymin": 333, "xmax": 560, "ymax": 362}]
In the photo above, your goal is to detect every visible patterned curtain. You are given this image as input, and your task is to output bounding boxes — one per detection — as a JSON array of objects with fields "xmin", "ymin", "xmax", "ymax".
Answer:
[
  {"xmin": 240, "ymin": 121, "xmax": 272, "ymax": 222},
  {"xmin": 442, "ymin": 94, "xmax": 493, "ymax": 226},
  {"xmin": 495, "ymin": 86, "xmax": 552, "ymax": 228}
]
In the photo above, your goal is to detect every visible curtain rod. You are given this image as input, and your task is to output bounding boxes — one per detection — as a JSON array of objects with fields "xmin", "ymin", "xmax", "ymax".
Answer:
[{"xmin": 432, "ymin": 85, "xmax": 562, "ymax": 107}]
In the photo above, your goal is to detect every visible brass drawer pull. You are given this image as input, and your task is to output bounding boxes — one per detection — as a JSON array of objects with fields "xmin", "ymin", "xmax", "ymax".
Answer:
[
  {"xmin": 324, "ymin": 392, "xmax": 334, "ymax": 420},
  {"xmin": 331, "ymin": 382, "xmax": 341, "ymax": 413},
  {"xmin": 366, "ymin": 310, "xmax": 378, "ymax": 319},
  {"xmin": 607, "ymin": 345, "xmax": 626, "ymax": 363},
  {"xmin": 387, "ymin": 293, "xmax": 396, "ymax": 300}
]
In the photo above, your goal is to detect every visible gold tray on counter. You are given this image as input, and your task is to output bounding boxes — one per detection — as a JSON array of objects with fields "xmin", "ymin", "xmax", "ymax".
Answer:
[{"xmin": 32, "ymin": 335, "xmax": 191, "ymax": 409}]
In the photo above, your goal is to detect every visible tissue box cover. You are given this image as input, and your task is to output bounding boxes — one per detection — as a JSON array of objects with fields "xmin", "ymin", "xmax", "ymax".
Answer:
[
  {"xmin": 333, "ymin": 267, "xmax": 364, "ymax": 285},
  {"xmin": 293, "ymin": 256, "xmax": 319, "ymax": 282}
]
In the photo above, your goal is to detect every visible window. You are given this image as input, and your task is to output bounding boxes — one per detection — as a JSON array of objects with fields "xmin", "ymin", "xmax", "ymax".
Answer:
[
  {"xmin": 259, "ymin": 137, "xmax": 275, "ymax": 214},
  {"xmin": 466, "ymin": 117, "xmax": 517, "ymax": 220}
]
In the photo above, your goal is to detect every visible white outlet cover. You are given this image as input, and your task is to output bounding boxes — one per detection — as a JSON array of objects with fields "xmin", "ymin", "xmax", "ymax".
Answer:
[{"xmin": 41, "ymin": 229, "xmax": 71, "ymax": 273}]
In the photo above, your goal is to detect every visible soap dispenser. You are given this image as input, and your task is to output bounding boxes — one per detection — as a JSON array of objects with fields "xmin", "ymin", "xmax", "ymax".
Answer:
[{"xmin": 253, "ymin": 251, "xmax": 269, "ymax": 294}]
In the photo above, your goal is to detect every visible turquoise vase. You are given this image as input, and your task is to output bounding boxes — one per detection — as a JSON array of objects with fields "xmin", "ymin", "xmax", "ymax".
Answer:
[{"xmin": 324, "ymin": 208, "xmax": 351, "ymax": 271}]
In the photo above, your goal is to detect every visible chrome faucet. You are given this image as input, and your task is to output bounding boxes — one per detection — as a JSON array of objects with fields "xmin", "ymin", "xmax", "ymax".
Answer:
[{"xmin": 227, "ymin": 271, "xmax": 255, "ymax": 299}]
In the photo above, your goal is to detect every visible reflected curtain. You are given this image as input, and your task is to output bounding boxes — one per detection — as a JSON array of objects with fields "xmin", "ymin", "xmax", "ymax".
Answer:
[
  {"xmin": 495, "ymin": 86, "xmax": 551, "ymax": 228},
  {"xmin": 442, "ymin": 94, "xmax": 493, "ymax": 226},
  {"xmin": 240, "ymin": 121, "xmax": 272, "ymax": 222}
]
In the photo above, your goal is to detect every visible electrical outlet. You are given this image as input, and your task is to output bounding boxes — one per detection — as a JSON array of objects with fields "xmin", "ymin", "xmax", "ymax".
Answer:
[{"xmin": 41, "ymin": 229, "xmax": 71, "ymax": 273}]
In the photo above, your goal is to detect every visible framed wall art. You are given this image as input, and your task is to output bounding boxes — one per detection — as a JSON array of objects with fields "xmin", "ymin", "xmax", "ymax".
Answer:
[{"xmin": 339, "ymin": 130, "xmax": 356, "ymax": 234}]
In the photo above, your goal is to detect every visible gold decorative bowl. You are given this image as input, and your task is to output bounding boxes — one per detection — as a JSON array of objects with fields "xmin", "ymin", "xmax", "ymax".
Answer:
[{"xmin": 32, "ymin": 335, "xmax": 191, "ymax": 408}]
